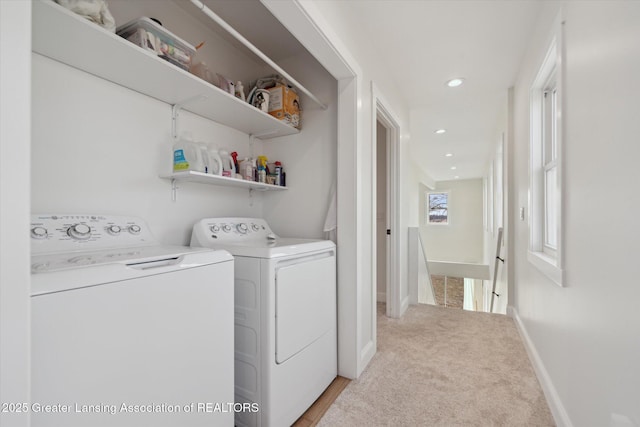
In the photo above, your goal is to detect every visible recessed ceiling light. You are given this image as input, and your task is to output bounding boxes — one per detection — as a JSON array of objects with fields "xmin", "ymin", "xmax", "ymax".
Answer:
[
  {"xmin": 445, "ymin": 153, "xmax": 453, "ymax": 157},
  {"xmin": 446, "ymin": 78, "xmax": 465, "ymax": 88},
  {"xmin": 454, "ymin": 175, "xmax": 460, "ymax": 179},
  {"xmin": 434, "ymin": 129, "xmax": 446, "ymax": 134},
  {"xmin": 451, "ymin": 166, "xmax": 457, "ymax": 170}
]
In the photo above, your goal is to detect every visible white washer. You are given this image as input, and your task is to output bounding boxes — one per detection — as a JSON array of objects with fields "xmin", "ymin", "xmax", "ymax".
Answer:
[
  {"xmin": 30, "ymin": 214, "xmax": 235, "ymax": 427},
  {"xmin": 191, "ymin": 218, "xmax": 337, "ymax": 427}
]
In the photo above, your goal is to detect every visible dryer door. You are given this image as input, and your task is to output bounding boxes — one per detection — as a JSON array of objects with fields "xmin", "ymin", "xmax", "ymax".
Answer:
[{"xmin": 275, "ymin": 251, "xmax": 336, "ymax": 364}]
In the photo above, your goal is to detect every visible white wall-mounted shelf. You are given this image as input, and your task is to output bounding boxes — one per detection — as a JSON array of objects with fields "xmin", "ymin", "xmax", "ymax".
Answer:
[
  {"xmin": 32, "ymin": 0, "xmax": 300, "ymax": 140},
  {"xmin": 161, "ymin": 171, "xmax": 287, "ymax": 193}
]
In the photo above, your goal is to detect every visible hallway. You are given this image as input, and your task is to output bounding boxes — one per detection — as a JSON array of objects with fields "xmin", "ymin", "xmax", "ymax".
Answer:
[{"xmin": 318, "ymin": 304, "xmax": 553, "ymax": 426}]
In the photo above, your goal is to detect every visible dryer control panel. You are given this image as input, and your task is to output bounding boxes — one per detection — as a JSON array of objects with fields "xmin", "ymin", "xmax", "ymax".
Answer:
[
  {"xmin": 191, "ymin": 217, "xmax": 275, "ymax": 244},
  {"xmin": 30, "ymin": 214, "xmax": 156, "ymax": 254}
]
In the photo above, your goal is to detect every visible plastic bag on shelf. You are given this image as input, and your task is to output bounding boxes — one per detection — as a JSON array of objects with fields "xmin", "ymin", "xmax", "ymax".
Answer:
[{"xmin": 55, "ymin": 0, "xmax": 116, "ymax": 32}]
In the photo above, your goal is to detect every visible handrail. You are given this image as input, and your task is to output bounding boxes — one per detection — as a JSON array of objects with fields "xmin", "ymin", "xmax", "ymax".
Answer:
[
  {"xmin": 189, "ymin": 0, "xmax": 328, "ymax": 110},
  {"xmin": 489, "ymin": 227, "xmax": 504, "ymax": 313}
]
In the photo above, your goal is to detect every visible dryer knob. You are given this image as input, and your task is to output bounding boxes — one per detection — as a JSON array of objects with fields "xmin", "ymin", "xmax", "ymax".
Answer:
[
  {"xmin": 210, "ymin": 225, "xmax": 220, "ymax": 233},
  {"xmin": 107, "ymin": 225, "xmax": 122, "ymax": 235},
  {"xmin": 222, "ymin": 224, "xmax": 232, "ymax": 233},
  {"xmin": 68, "ymin": 223, "xmax": 91, "ymax": 240},
  {"xmin": 31, "ymin": 226, "xmax": 48, "ymax": 239},
  {"xmin": 251, "ymin": 223, "xmax": 260, "ymax": 232},
  {"xmin": 128, "ymin": 224, "xmax": 141, "ymax": 235},
  {"xmin": 236, "ymin": 223, "xmax": 248, "ymax": 234}
]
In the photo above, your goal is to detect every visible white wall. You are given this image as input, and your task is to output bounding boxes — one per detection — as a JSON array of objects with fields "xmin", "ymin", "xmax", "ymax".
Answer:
[
  {"xmin": 510, "ymin": 2, "xmax": 640, "ymax": 426},
  {"xmin": 420, "ymin": 179, "xmax": 484, "ymax": 263},
  {"xmin": 261, "ymin": 53, "xmax": 337, "ymax": 239}
]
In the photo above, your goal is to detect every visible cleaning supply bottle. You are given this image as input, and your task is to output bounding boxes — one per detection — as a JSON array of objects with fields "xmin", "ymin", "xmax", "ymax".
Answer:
[
  {"xmin": 173, "ymin": 133, "xmax": 203, "ymax": 172},
  {"xmin": 219, "ymin": 150, "xmax": 234, "ymax": 177},
  {"xmin": 198, "ymin": 142, "xmax": 212, "ymax": 174},
  {"xmin": 240, "ymin": 157, "xmax": 255, "ymax": 181},
  {"xmin": 230, "ymin": 151, "xmax": 240, "ymax": 178},
  {"xmin": 235, "ymin": 81, "xmax": 246, "ymax": 101},
  {"xmin": 274, "ymin": 161, "xmax": 283, "ymax": 186},
  {"xmin": 206, "ymin": 144, "xmax": 223, "ymax": 175},
  {"xmin": 257, "ymin": 155, "xmax": 268, "ymax": 183}
]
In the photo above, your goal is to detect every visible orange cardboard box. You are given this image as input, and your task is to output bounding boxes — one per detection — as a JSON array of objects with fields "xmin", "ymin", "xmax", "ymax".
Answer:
[{"xmin": 267, "ymin": 84, "xmax": 300, "ymax": 128}]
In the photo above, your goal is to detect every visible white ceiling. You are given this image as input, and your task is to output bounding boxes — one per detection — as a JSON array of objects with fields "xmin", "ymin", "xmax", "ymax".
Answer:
[{"xmin": 325, "ymin": 0, "xmax": 544, "ymax": 182}]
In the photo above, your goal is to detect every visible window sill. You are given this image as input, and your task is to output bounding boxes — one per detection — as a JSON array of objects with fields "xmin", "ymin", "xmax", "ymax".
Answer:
[{"xmin": 528, "ymin": 251, "xmax": 564, "ymax": 287}]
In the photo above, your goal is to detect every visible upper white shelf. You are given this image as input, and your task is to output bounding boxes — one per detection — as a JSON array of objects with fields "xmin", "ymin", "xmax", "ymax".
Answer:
[
  {"xmin": 161, "ymin": 171, "xmax": 287, "ymax": 192},
  {"xmin": 31, "ymin": 0, "xmax": 300, "ymax": 140}
]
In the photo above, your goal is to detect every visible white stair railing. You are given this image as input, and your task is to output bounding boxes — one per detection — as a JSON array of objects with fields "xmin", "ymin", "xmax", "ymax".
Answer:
[
  {"xmin": 489, "ymin": 227, "xmax": 504, "ymax": 313},
  {"xmin": 408, "ymin": 228, "xmax": 436, "ymax": 305}
]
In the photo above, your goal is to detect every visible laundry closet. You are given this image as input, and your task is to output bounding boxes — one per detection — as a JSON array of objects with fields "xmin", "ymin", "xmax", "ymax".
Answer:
[
  {"xmin": 29, "ymin": 1, "xmax": 338, "ymax": 426},
  {"xmin": 31, "ymin": 0, "xmax": 338, "ymax": 244}
]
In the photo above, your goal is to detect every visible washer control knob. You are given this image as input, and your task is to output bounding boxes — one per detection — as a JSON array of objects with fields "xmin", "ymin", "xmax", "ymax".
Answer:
[
  {"xmin": 222, "ymin": 224, "xmax": 232, "ymax": 233},
  {"xmin": 31, "ymin": 226, "xmax": 48, "ymax": 239},
  {"xmin": 210, "ymin": 225, "xmax": 220, "ymax": 233},
  {"xmin": 251, "ymin": 223, "xmax": 260, "ymax": 232},
  {"xmin": 128, "ymin": 224, "xmax": 141, "ymax": 235},
  {"xmin": 236, "ymin": 223, "xmax": 248, "ymax": 234},
  {"xmin": 67, "ymin": 223, "xmax": 91, "ymax": 240},
  {"xmin": 107, "ymin": 225, "xmax": 122, "ymax": 235}
]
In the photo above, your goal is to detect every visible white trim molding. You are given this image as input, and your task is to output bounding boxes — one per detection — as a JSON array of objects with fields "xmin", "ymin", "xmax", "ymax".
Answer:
[
  {"xmin": 372, "ymin": 81, "xmax": 404, "ymax": 319},
  {"xmin": 528, "ymin": 11, "xmax": 566, "ymax": 287},
  {"xmin": 509, "ymin": 306, "xmax": 573, "ymax": 427}
]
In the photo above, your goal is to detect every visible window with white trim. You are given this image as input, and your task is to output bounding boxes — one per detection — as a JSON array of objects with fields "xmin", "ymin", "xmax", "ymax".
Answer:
[
  {"xmin": 529, "ymin": 23, "xmax": 564, "ymax": 286},
  {"xmin": 426, "ymin": 192, "xmax": 449, "ymax": 225}
]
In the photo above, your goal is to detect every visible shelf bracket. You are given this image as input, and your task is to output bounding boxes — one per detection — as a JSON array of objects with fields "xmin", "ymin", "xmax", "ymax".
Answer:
[
  {"xmin": 171, "ymin": 95, "xmax": 208, "ymax": 140},
  {"xmin": 171, "ymin": 179, "xmax": 179, "ymax": 202}
]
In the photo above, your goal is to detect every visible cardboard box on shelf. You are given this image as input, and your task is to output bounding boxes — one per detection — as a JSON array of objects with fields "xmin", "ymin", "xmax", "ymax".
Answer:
[{"xmin": 267, "ymin": 84, "xmax": 300, "ymax": 129}]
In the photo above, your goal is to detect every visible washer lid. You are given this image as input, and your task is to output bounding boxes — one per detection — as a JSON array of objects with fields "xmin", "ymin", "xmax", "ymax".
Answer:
[
  {"xmin": 204, "ymin": 237, "xmax": 335, "ymax": 258},
  {"xmin": 31, "ymin": 245, "xmax": 233, "ymax": 296}
]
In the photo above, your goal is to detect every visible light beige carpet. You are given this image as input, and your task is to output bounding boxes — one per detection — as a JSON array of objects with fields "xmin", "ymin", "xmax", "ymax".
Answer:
[{"xmin": 318, "ymin": 303, "xmax": 555, "ymax": 427}]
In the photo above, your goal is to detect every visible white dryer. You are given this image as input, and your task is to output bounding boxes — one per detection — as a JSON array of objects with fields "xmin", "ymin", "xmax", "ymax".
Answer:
[
  {"xmin": 30, "ymin": 214, "xmax": 235, "ymax": 427},
  {"xmin": 191, "ymin": 218, "xmax": 337, "ymax": 427}
]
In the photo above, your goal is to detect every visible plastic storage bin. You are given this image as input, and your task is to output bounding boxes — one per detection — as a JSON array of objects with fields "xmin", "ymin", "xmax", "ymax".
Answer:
[{"xmin": 117, "ymin": 17, "xmax": 195, "ymax": 71}]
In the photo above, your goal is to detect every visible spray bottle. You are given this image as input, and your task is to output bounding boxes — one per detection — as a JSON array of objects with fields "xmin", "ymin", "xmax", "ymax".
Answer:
[
  {"xmin": 230, "ymin": 151, "xmax": 240, "ymax": 178},
  {"xmin": 274, "ymin": 161, "xmax": 283, "ymax": 186},
  {"xmin": 257, "ymin": 155, "xmax": 268, "ymax": 183}
]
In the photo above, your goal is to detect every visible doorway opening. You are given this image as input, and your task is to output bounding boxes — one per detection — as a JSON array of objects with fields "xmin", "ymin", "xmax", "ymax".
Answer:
[{"xmin": 375, "ymin": 119, "xmax": 389, "ymax": 307}]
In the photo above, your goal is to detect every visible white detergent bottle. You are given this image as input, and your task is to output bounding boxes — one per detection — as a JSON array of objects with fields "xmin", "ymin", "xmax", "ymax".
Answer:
[
  {"xmin": 173, "ymin": 133, "xmax": 203, "ymax": 172},
  {"xmin": 206, "ymin": 144, "xmax": 223, "ymax": 176},
  {"xmin": 219, "ymin": 150, "xmax": 234, "ymax": 177},
  {"xmin": 198, "ymin": 142, "xmax": 211, "ymax": 173},
  {"xmin": 239, "ymin": 157, "xmax": 255, "ymax": 181}
]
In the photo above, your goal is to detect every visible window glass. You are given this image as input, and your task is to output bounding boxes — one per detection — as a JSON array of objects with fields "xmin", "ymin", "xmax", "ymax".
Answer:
[
  {"xmin": 544, "ymin": 166, "xmax": 557, "ymax": 249},
  {"xmin": 427, "ymin": 192, "xmax": 448, "ymax": 224}
]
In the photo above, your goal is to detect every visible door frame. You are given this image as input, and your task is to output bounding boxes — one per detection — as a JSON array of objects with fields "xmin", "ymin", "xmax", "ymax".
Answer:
[
  {"xmin": 371, "ymin": 82, "xmax": 402, "ymax": 319},
  {"xmin": 0, "ymin": 2, "xmax": 32, "ymax": 426}
]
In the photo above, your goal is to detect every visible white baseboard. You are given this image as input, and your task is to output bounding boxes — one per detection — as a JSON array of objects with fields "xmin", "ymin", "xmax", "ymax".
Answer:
[
  {"xmin": 377, "ymin": 292, "xmax": 386, "ymax": 303},
  {"xmin": 508, "ymin": 305, "xmax": 573, "ymax": 427}
]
